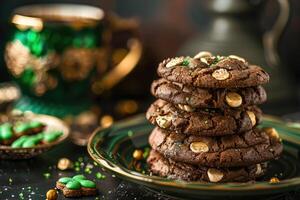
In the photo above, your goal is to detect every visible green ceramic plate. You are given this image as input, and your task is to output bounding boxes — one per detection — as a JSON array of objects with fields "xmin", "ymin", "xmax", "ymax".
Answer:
[{"xmin": 88, "ymin": 114, "xmax": 300, "ymax": 198}]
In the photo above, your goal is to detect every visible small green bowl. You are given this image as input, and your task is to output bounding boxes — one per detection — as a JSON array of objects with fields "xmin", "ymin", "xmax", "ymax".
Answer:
[
  {"xmin": 88, "ymin": 114, "xmax": 300, "ymax": 198},
  {"xmin": 0, "ymin": 112, "xmax": 69, "ymax": 159}
]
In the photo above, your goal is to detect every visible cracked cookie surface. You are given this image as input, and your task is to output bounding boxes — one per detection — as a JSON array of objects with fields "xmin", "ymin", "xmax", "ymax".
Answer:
[
  {"xmin": 146, "ymin": 99, "xmax": 262, "ymax": 136},
  {"xmin": 147, "ymin": 150, "xmax": 267, "ymax": 182},
  {"xmin": 149, "ymin": 127, "xmax": 283, "ymax": 167},
  {"xmin": 157, "ymin": 56, "xmax": 269, "ymax": 88},
  {"xmin": 151, "ymin": 79, "xmax": 267, "ymax": 109}
]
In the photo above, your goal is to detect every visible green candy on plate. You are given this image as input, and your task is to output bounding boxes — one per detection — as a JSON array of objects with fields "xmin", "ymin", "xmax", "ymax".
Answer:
[
  {"xmin": 29, "ymin": 121, "xmax": 43, "ymax": 128},
  {"xmin": 79, "ymin": 180, "xmax": 96, "ymax": 188},
  {"xmin": 58, "ymin": 177, "xmax": 72, "ymax": 184},
  {"xmin": 11, "ymin": 135, "xmax": 29, "ymax": 148},
  {"xmin": 14, "ymin": 122, "xmax": 31, "ymax": 134},
  {"xmin": 66, "ymin": 180, "xmax": 81, "ymax": 190},
  {"xmin": 43, "ymin": 131, "xmax": 63, "ymax": 143},
  {"xmin": 72, "ymin": 174, "xmax": 86, "ymax": 181},
  {"xmin": 0, "ymin": 123, "xmax": 13, "ymax": 140},
  {"xmin": 22, "ymin": 134, "xmax": 43, "ymax": 147}
]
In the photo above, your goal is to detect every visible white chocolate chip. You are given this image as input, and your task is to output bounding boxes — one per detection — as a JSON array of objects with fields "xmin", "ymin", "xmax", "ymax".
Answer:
[
  {"xmin": 194, "ymin": 51, "xmax": 212, "ymax": 59},
  {"xmin": 178, "ymin": 104, "xmax": 195, "ymax": 112},
  {"xmin": 166, "ymin": 57, "xmax": 184, "ymax": 68},
  {"xmin": 156, "ymin": 115, "xmax": 172, "ymax": 129},
  {"xmin": 207, "ymin": 168, "xmax": 224, "ymax": 183},
  {"xmin": 255, "ymin": 164, "xmax": 262, "ymax": 175},
  {"xmin": 190, "ymin": 142, "xmax": 209, "ymax": 153},
  {"xmin": 264, "ymin": 127, "xmax": 280, "ymax": 139},
  {"xmin": 200, "ymin": 57, "xmax": 209, "ymax": 65},
  {"xmin": 246, "ymin": 111, "xmax": 256, "ymax": 126},
  {"xmin": 228, "ymin": 55, "xmax": 246, "ymax": 63},
  {"xmin": 225, "ymin": 92, "xmax": 242, "ymax": 107},
  {"xmin": 212, "ymin": 68, "xmax": 230, "ymax": 80}
]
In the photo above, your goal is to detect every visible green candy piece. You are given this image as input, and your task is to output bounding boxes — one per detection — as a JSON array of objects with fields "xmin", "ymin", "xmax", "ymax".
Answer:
[
  {"xmin": 29, "ymin": 121, "xmax": 43, "ymax": 128},
  {"xmin": 0, "ymin": 123, "xmax": 13, "ymax": 140},
  {"xmin": 58, "ymin": 177, "xmax": 72, "ymax": 184},
  {"xmin": 14, "ymin": 123, "xmax": 30, "ymax": 133},
  {"xmin": 14, "ymin": 121, "xmax": 43, "ymax": 134},
  {"xmin": 66, "ymin": 180, "xmax": 81, "ymax": 190},
  {"xmin": 72, "ymin": 174, "xmax": 86, "ymax": 181},
  {"xmin": 43, "ymin": 131, "xmax": 63, "ymax": 143},
  {"xmin": 11, "ymin": 136, "xmax": 29, "ymax": 148},
  {"xmin": 34, "ymin": 133, "xmax": 44, "ymax": 141},
  {"xmin": 22, "ymin": 139, "xmax": 36, "ymax": 148},
  {"xmin": 22, "ymin": 134, "xmax": 43, "ymax": 147},
  {"xmin": 79, "ymin": 180, "xmax": 96, "ymax": 188}
]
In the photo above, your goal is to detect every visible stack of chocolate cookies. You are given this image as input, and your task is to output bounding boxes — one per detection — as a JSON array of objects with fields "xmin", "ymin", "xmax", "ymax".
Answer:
[{"xmin": 146, "ymin": 52, "xmax": 283, "ymax": 183}]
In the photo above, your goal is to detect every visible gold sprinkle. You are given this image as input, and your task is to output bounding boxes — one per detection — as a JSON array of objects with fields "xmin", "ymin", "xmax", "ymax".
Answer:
[
  {"xmin": 269, "ymin": 177, "xmax": 280, "ymax": 183},
  {"xmin": 57, "ymin": 158, "xmax": 73, "ymax": 171},
  {"xmin": 101, "ymin": 115, "xmax": 114, "ymax": 128},
  {"xmin": 46, "ymin": 189, "xmax": 58, "ymax": 200},
  {"xmin": 132, "ymin": 149, "xmax": 143, "ymax": 160}
]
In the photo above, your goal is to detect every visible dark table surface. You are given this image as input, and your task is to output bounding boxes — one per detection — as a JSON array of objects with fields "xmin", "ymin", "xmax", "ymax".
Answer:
[
  {"xmin": 1, "ymin": 104, "xmax": 300, "ymax": 200},
  {"xmin": 1, "ymin": 140, "xmax": 300, "ymax": 200}
]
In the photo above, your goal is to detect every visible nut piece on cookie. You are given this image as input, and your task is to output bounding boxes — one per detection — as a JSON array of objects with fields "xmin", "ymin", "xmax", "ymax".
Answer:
[
  {"xmin": 255, "ymin": 164, "xmax": 263, "ymax": 176},
  {"xmin": 194, "ymin": 51, "xmax": 212, "ymax": 59},
  {"xmin": 263, "ymin": 127, "xmax": 280, "ymax": 139},
  {"xmin": 155, "ymin": 115, "xmax": 172, "ymax": 129},
  {"xmin": 225, "ymin": 92, "xmax": 243, "ymax": 107},
  {"xmin": 207, "ymin": 168, "xmax": 224, "ymax": 182},
  {"xmin": 177, "ymin": 104, "xmax": 195, "ymax": 112},
  {"xmin": 212, "ymin": 68, "xmax": 230, "ymax": 80},
  {"xmin": 190, "ymin": 142, "xmax": 209, "ymax": 153},
  {"xmin": 166, "ymin": 57, "xmax": 184, "ymax": 68},
  {"xmin": 246, "ymin": 111, "xmax": 256, "ymax": 126},
  {"xmin": 228, "ymin": 55, "xmax": 246, "ymax": 63}
]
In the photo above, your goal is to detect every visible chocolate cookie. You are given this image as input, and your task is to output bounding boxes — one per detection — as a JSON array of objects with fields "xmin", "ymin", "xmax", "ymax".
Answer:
[
  {"xmin": 157, "ymin": 53, "xmax": 269, "ymax": 88},
  {"xmin": 149, "ymin": 127, "xmax": 283, "ymax": 167},
  {"xmin": 146, "ymin": 99, "xmax": 261, "ymax": 136},
  {"xmin": 147, "ymin": 150, "xmax": 266, "ymax": 182},
  {"xmin": 56, "ymin": 175, "xmax": 98, "ymax": 198},
  {"xmin": 151, "ymin": 78, "xmax": 267, "ymax": 109}
]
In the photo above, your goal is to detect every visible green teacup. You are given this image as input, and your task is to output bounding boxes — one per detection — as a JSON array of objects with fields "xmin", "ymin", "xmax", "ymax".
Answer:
[{"xmin": 5, "ymin": 4, "xmax": 142, "ymax": 117}]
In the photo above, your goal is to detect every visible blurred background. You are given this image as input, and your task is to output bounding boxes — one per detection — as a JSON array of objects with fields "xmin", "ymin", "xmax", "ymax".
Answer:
[{"xmin": 1, "ymin": 0, "xmax": 300, "ymax": 140}]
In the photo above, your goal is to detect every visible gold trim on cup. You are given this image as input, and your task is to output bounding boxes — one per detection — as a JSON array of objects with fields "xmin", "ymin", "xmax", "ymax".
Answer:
[{"xmin": 11, "ymin": 4, "xmax": 104, "ymax": 30}]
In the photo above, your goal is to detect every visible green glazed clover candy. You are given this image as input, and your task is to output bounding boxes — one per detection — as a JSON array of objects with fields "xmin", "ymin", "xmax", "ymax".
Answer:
[
  {"xmin": 72, "ymin": 174, "xmax": 86, "ymax": 181},
  {"xmin": 14, "ymin": 122, "xmax": 31, "ymax": 134},
  {"xmin": 22, "ymin": 134, "xmax": 43, "ymax": 147},
  {"xmin": 79, "ymin": 180, "xmax": 96, "ymax": 188},
  {"xmin": 14, "ymin": 121, "xmax": 44, "ymax": 134},
  {"xmin": 0, "ymin": 123, "xmax": 13, "ymax": 140},
  {"xmin": 11, "ymin": 135, "xmax": 29, "ymax": 148},
  {"xmin": 58, "ymin": 177, "xmax": 72, "ymax": 184},
  {"xmin": 22, "ymin": 139, "xmax": 36, "ymax": 148},
  {"xmin": 66, "ymin": 180, "xmax": 81, "ymax": 190},
  {"xmin": 29, "ymin": 121, "xmax": 43, "ymax": 128},
  {"xmin": 43, "ymin": 131, "xmax": 63, "ymax": 143}
]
